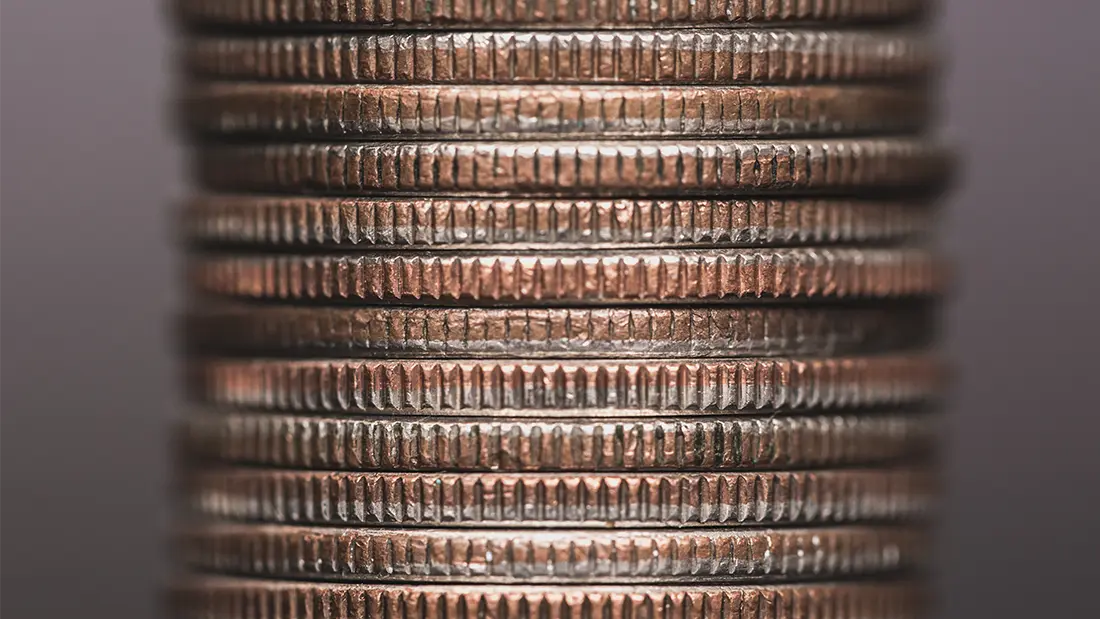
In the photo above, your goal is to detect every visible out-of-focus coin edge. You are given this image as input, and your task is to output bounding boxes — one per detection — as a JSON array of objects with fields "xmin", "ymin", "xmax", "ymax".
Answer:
[
  {"xmin": 175, "ymin": 0, "xmax": 929, "ymax": 29},
  {"xmin": 169, "ymin": 577, "xmax": 928, "ymax": 619}
]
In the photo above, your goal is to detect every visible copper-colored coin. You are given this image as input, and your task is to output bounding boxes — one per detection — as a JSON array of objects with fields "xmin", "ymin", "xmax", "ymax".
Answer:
[
  {"xmin": 183, "ymin": 467, "xmax": 934, "ymax": 527},
  {"xmin": 188, "ymin": 354, "xmax": 942, "ymax": 414},
  {"xmin": 184, "ymin": 304, "xmax": 934, "ymax": 358},
  {"xmin": 182, "ymin": 83, "xmax": 930, "ymax": 139},
  {"xmin": 184, "ymin": 30, "xmax": 933, "ymax": 85},
  {"xmin": 172, "ymin": 578, "xmax": 926, "ymax": 619},
  {"xmin": 188, "ymin": 248, "xmax": 943, "ymax": 306},
  {"xmin": 183, "ymin": 195, "xmax": 934, "ymax": 249},
  {"xmin": 182, "ymin": 411, "xmax": 933, "ymax": 470},
  {"xmin": 176, "ymin": 523, "xmax": 924, "ymax": 583},
  {"xmin": 175, "ymin": 0, "xmax": 929, "ymax": 29},
  {"xmin": 195, "ymin": 139, "xmax": 948, "ymax": 196}
]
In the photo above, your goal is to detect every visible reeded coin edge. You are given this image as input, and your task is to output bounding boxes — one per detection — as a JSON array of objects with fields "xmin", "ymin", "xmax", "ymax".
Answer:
[
  {"xmin": 182, "ymin": 410, "xmax": 935, "ymax": 471},
  {"xmin": 187, "ymin": 354, "xmax": 944, "ymax": 413},
  {"xmin": 196, "ymin": 139, "xmax": 949, "ymax": 196},
  {"xmin": 183, "ymin": 467, "xmax": 935, "ymax": 526},
  {"xmin": 188, "ymin": 248, "xmax": 944, "ymax": 304},
  {"xmin": 182, "ymin": 195, "xmax": 936, "ymax": 248},
  {"xmin": 175, "ymin": 0, "xmax": 928, "ymax": 28},
  {"xmin": 176, "ymin": 523, "xmax": 925, "ymax": 582},
  {"xmin": 183, "ymin": 303, "xmax": 935, "ymax": 358},
  {"xmin": 184, "ymin": 30, "xmax": 934, "ymax": 86},
  {"xmin": 181, "ymin": 83, "xmax": 931, "ymax": 138},
  {"xmin": 170, "ymin": 577, "xmax": 927, "ymax": 619}
]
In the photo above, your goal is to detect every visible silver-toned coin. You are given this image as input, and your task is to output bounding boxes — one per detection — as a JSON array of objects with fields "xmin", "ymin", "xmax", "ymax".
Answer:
[
  {"xmin": 183, "ymin": 467, "xmax": 935, "ymax": 527},
  {"xmin": 182, "ymin": 410, "xmax": 934, "ymax": 470},
  {"xmin": 182, "ymin": 195, "xmax": 934, "ymax": 249},
  {"xmin": 171, "ymin": 577, "xmax": 927, "ymax": 619},
  {"xmin": 175, "ymin": 0, "xmax": 930, "ymax": 29},
  {"xmin": 181, "ymin": 83, "xmax": 931, "ymax": 139},
  {"xmin": 176, "ymin": 523, "xmax": 926, "ymax": 583},
  {"xmin": 194, "ymin": 139, "xmax": 949, "ymax": 197},
  {"xmin": 183, "ymin": 304, "xmax": 935, "ymax": 358},
  {"xmin": 184, "ymin": 30, "xmax": 934, "ymax": 85},
  {"xmin": 187, "ymin": 354, "xmax": 944, "ymax": 414}
]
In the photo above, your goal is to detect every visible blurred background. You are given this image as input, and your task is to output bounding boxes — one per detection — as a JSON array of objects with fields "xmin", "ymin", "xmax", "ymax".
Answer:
[{"xmin": 2, "ymin": 1, "xmax": 1098, "ymax": 616}]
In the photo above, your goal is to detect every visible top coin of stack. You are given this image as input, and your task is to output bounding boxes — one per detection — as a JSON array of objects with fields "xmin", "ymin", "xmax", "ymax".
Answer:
[
  {"xmin": 176, "ymin": 0, "xmax": 930, "ymax": 28},
  {"xmin": 171, "ymin": 1, "xmax": 947, "ymax": 617}
]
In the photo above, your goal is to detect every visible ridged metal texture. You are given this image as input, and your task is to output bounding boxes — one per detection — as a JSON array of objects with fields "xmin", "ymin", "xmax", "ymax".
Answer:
[{"xmin": 173, "ymin": 1, "xmax": 945, "ymax": 615}]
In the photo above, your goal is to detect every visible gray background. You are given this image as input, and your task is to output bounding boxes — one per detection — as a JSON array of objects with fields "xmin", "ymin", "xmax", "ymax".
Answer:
[{"xmin": 2, "ymin": 1, "xmax": 1098, "ymax": 616}]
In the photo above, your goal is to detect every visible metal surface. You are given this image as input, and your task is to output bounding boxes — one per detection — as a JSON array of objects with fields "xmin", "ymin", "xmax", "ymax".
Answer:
[
  {"xmin": 171, "ymin": 3, "xmax": 946, "ymax": 615},
  {"xmin": 175, "ymin": 0, "xmax": 930, "ymax": 28},
  {"xmin": 184, "ymin": 304, "xmax": 935, "ymax": 357},
  {"xmin": 181, "ymin": 84, "xmax": 932, "ymax": 138},
  {"xmin": 172, "ymin": 579, "xmax": 928, "ymax": 619},
  {"xmin": 186, "ymin": 247, "xmax": 944, "ymax": 304},
  {"xmin": 194, "ymin": 139, "xmax": 948, "ymax": 195},
  {"xmin": 187, "ymin": 355, "xmax": 943, "ymax": 413},
  {"xmin": 183, "ymin": 196, "xmax": 935, "ymax": 248},
  {"xmin": 183, "ymin": 467, "xmax": 935, "ymax": 527},
  {"xmin": 177, "ymin": 523, "xmax": 927, "ymax": 582},
  {"xmin": 182, "ymin": 410, "xmax": 933, "ymax": 470},
  {"xmin": 183, "ymin": 30, "xmax": 934, "ymax": 84}
]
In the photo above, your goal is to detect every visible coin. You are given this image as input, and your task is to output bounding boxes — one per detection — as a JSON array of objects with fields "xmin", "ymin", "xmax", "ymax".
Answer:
[
  {"xmin": 188, "ymin": 354, "xmax": 943, "ymax": 414},
  {"xmin": 183, "ymin": 304, "xmax": 935, "ymax": 358},
  {"xmin": 182, "ymin": 468, "xmax": 934, "ymax": 527},
  {"xmin": 171, "ymin": 0, "xmax": 946, "ymax": 604},
  {"xmin": 175, "ymin": 0, "xmax": 929, "ymax": 29},
  {"xmin": 188, "ymin": 248, "xmax": 943, "ymax": 306},
  {"xmin": 184, "ymin": 30, "xmax": 933, "ymax": 85},
  {"xmin": 194, "ymin": 139, "xmax": 949, "ymax": 196},
  {"xmin": 182, "ymin": 195, "xmax": 935, "ymax": 249},
  {"xmin": 172, "ymin": 578, "xmax": 927, "ymax": 619},
  {"xmin": 181, "ymin": 303, "xmax": 935, "ymax": 357},
  {"xmin": 182, "ymin": 411, "xmax": 933, "ymax": 470},
  {"xmin": 181, "ymin": 83, "xmax": 931, "ymax": 139},
  {"xmin": 175, "ymin": 524, "xmax": 925, "ymax": 582}
]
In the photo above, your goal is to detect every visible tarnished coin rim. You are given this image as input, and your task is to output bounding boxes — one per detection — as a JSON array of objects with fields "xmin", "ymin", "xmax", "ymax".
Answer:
[
  {"xmin": 181, "ymin": 83, "xmax": 932, "ymax": 139},
  {"xmin": 183, "ymin": 303, "xmax": 936, "ymax": 358},
  {"xmin": 171, "ymin": 577, "xmax": 927, "ymax": 619},
  {"xmin": 182, "ymin": 410, "xmax": 934, "ymax": 470},
  {"xmin": 175, "ymin": 0, "xmax": 929, "ymax": 29},
  {"xmin": 183, "ymin": 467, "xmax": 935, "ymax": 527},
  {"xmin": 195, "ymin": 139, "xmax": 949, "ymax": 197},
  {"xmin": 183, "ymin": 195, "xmax": 935, "ymax": 249},
  {"xmin": 184, "ymin": 30, "xmax": 934, "ymax": 86},
  {"xmin": 187, "ymin": 354, "xmax": 944, "ymax": 414},
  {"xmin": 188, "ymin": 248, "xmax": 944, "ymax": 305},
  {"xmin": 176, "ymin": 523, "xmax": 925, "ymax": 582}
]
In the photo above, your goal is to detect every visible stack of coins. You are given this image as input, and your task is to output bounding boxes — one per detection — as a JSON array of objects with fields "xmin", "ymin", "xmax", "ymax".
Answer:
[{"xmin": 171, "ymin": 2, "xmax": 948, "ymax": 618}]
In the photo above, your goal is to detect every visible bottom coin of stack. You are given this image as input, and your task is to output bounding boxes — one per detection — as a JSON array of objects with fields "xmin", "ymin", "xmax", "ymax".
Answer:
[{"xmin": 173, "ymin": 581, "xmax": 926, "ymax": 619}]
